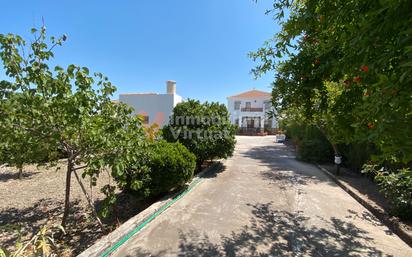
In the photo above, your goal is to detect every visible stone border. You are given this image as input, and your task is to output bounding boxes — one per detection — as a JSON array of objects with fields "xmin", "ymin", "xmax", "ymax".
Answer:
[
  {"xmin": 316, "ymin": 164, "xmax": 412, "ymax": 248},
  {"xmin": 78, "ymin": 162, "xmax": 222, "ymax": 257}
]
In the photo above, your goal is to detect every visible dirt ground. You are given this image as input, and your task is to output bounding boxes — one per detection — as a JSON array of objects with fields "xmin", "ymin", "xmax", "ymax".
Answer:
[{"xmin": 0, "ymin": 161, "xmax": 147, "ymax": 256}]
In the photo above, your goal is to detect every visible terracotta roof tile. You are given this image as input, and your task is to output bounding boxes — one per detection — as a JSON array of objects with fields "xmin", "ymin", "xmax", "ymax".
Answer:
[{"xmin": 228, "ymin": 89, "xmax": 271, "ymax": 99}]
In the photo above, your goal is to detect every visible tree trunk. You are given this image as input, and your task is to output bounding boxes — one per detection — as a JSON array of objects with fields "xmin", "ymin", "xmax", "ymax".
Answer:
[
  {"xmin": 196, "ymin": 161, "xmax": 202, "ymax": 172},
  {"xmin": 317, "ymin": 124, "xmax": 340, "ymax": 155},
  {"xmin": 317, "ymin": 124, "xmax": 341, "ymax": 175},
  {"xmin": 73, "ymin": 170, "xmax": 105, "ymax": 231},
  {"xmin": 61, "ymin": 159, "xmax": 73, "ymax": 227},
  {"xmin": 18, "ymin": 166, "xmax": 23, "ymax": 179},
  {"xmin": 331, "ymin": 143, "xmax": 340, "ymax": 156}
]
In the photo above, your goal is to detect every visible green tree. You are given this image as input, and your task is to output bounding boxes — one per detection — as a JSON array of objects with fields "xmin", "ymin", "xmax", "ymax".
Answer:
[
  {"xmin": 251, "ymin": 0, "xmax": 412, "ymax": 216},
  {"xmin": 251, "ymin": 0, "xmax": 412, "ymax": 163},
  {"xmin": 0, "ymin": 27, "xmax": 147, "ymax": 227},
  {"xmin": 0, "ymin": 94, "xmax": 54, "ymax": 178},
  {"xmin": 163, "ymin": 99, "xmax": 236, "ymax": 170}
]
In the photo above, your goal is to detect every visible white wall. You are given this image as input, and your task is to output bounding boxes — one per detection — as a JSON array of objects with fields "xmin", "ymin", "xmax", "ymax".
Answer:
[
  {"xmin": 227, "ymin": 97, "xmax": 277, "ymax": 128},
  {"xmin": 119, "ymin": 93, "xmax": 182, "ymax": 127},
  {"xmin": 173, "ymin": 94, "xmax": 183, "ymax": 107}
]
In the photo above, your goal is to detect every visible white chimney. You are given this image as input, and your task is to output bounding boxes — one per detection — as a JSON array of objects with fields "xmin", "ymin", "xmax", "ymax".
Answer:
[{"xmin": 166, "ymin": 80, "xmax": 176, "ymax": 94}]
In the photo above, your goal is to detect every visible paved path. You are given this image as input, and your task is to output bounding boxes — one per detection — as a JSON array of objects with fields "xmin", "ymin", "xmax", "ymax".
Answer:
[{"xmin": 113, "ymin": 136, "xmax": 411, "ymax": 256}]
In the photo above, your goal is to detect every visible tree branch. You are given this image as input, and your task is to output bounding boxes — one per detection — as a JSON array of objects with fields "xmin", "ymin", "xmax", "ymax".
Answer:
[
  {"xmin": 73, "ymin": 165, "xmax": 87, "ymax": 171},
  {"xmin": 73, "ymin": 170, "xmax": 105, "ymax": 231}
]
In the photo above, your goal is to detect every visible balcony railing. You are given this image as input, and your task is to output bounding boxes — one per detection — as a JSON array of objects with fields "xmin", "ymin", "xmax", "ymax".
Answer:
[
  {"xmin": 241, "ymin": 107, "xmax": 263, "ymax": 112},
  {"xmin": 236, "ymin": 127, "xmax": 266, "ymax": 135}
]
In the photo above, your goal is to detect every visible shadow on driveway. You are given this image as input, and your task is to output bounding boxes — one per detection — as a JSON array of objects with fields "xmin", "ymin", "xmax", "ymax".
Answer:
[
  {"xmin": 243, "ymin": 142, "xmax": 337, "ymax": 189},
  {"xmin": 126, "ymin": 202, "xmax": 387, "ymax": 257}
]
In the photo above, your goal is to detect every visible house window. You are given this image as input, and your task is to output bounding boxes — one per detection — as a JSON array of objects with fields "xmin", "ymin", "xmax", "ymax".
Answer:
[
  {"xmin": 234, "ymin": 118, "xmax": 239, "ymax": 126},
  {"xmin": 234, "ymin": 101, "xmax": 241, "ymax": 110},
  {"xmin": 245, "ymin": 102, "xmax": 251, "ymax": 109},
  {"xmin": 235, "ymin": 101, "xmax": 241, "ymax": 110},
  {"xmin": 264, "ymin": 100, "xmax": 271, "ymax": 110}
]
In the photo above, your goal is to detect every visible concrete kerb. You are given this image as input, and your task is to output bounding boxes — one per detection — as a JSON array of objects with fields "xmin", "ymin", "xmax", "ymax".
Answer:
[
  {"xmin": 316, "ymin": 164, "xmax": 412, "ymax": 248},
  {"xmin": 78, "ymin": 161, "xmax": 222, "ymax": 257}
]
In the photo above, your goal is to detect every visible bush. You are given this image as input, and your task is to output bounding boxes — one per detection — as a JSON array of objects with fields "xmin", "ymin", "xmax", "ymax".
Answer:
[
  {"xmin": 283, "ymin": 122, "xmax": 333, "ymax": 163},
  {"xmin": 299, "ymin": 138, "xmax": 334, "ymax": 163},
  {"xmin": 340, "ymin": 143, "xmax": 375, "ymax": 173},
  {"xmin": 163, "ymin": 99, "xmax": 236, "ymax": 170},
  {"xmin": 123, "ymin": 141, "xmax": 196, "ymax": 198},
  {"xmin": 364, "ymin": 166, "xmax": 412, "ymax": 220}
]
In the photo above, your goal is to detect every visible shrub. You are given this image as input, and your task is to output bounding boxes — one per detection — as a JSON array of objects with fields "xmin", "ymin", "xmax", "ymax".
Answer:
[
  {"xmin": 340, "ymin": 143, "xmax": 375, "ymax": 173},
  {"xmin": 123, "ymin": 141, "xmax": 196, "ymax": 198},
  {"xmin": 163, "ymin": 99, "xmax": 236, "ymax": 170},
  {"xmin": 299, "ymin": 138, "xmax": 334, "ymax": 163},
  {"xmin": 364, "ymin": 166, "xmax": 412, "ymax": 220},
  {"xmin": 283, "ymin": 122, "xmax": 333, "ymax": 163}
]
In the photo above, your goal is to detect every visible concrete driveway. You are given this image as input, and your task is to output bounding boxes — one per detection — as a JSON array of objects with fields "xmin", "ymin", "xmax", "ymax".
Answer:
[{"xmin": 113, "ymin": 136, "xmax": 411, "ymax": 256}]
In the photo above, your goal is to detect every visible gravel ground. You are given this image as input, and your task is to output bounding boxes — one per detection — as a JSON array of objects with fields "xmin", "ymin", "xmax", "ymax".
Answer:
[{"xmin": 0, "ymin": 161, "xmax": 132, "ymax": 256}]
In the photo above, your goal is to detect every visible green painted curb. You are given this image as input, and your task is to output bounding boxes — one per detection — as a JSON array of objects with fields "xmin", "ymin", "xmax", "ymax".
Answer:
[{"xmin": 99, "ymin": 177, "xmax": 203, "ymax": 257}]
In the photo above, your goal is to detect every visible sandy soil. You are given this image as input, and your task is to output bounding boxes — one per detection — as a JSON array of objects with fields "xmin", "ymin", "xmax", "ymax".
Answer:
[
  {"xmin": 0, "ymin": 159, "xmax": 212, "ymax": 256},
  {"xmin": 0, "ymin": 161, "xmax": 141, "ymax": 256}
]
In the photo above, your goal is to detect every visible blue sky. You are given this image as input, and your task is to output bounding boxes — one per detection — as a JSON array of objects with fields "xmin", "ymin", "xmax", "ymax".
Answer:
[{"xmin": 0, "ymin": 0, "xmax": 279, "ymax": 104}]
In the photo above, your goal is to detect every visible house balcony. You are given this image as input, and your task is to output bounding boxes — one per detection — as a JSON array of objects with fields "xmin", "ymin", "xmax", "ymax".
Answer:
[
  {"xmin": 236, "ymin": 127, "xmax": 280, "ymax": 136},
  {"xmin": 241, "ymin": 107, "xmax": 263, "ymax": 112}
]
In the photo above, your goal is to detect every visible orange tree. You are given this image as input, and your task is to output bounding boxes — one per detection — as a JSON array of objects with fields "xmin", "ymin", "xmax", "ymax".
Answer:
[{"xmin": 251, "ymin": 0, "xmax": 412, "ymax": 217}]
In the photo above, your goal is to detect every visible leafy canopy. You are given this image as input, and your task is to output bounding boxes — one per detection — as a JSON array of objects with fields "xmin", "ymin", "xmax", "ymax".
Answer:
[
  {"xmin": 251, "ymin": 0, "xmax": 412, "ymax": 164},
  {"xmin": 251, "ymin": 0, "xmax": 412, "ymax": 217},
  {"xmin": 0, "ymin": 27, "xmax": 148, "ymax": 222},
  {"xmin": 163, "ymin": 99, "xmax": 236, "ymax": 168}
]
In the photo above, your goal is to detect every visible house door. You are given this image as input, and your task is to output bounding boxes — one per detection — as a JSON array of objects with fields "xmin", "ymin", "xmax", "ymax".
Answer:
[{"xmin": 248, "ymin": 118, "xmax": 254, "ymax": 128}]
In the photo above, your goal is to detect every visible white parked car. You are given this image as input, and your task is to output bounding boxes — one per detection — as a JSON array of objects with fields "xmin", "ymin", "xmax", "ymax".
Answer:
[{"xmin": 275, "ymin": 134, "xmax": 286, "ymax": 143}]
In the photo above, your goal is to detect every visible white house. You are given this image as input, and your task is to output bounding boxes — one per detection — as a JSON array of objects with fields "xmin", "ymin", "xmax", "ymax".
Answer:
[
  {"xmin": 227, "ymin": 89, "xmax": 277, "ymax": 133},
  {"xmin": 119, "ymin": 80, "xmax": 182, "ymax": 127}
]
